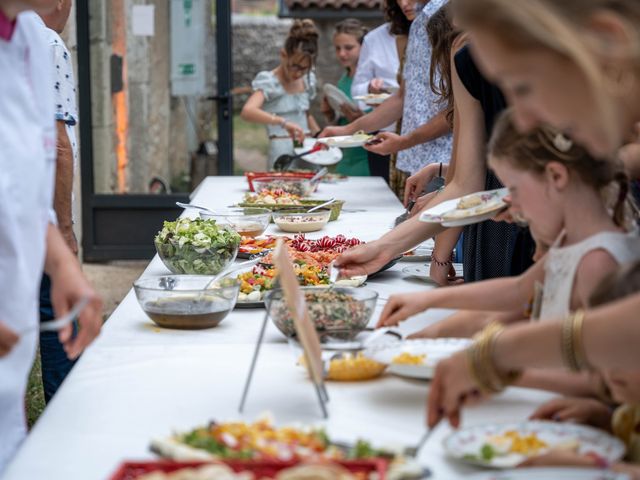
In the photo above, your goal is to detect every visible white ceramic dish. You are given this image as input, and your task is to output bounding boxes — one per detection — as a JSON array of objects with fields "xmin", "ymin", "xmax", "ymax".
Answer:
[
  {"xmin": 466, "ymin": 468, "xmax": 629, "ymax": 480},
  {"xmin": 354, "ymin": 93, "xmax": 390, "ymax": 106},
  {"xmin": 322, "ymin": 83, "xmax": 357, "ymax": 113},
  {"xmin": 444, "ymin": 421, "xmax": 626, "ymax": 469},
  {"xmin": 401, "ymin": 239, "xmax": 435, "ymax": 262},
  {"xmin": 365, "ymin": 338, "xmax": 471, "ymax": 379},
  {"xmin": 317, "ymin": 134, "xmax": 372, "ymax": 149},
  {"xmin": 419, "ymin": 188, "xmax": 509, "ymax": 227},
  {"xmin": 402, "ymin": 263, "xmax": 463, "ymax": 282}
]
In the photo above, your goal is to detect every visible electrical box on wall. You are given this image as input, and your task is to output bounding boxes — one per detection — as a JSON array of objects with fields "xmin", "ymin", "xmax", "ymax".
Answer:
[{"xmin": 170, "ymin": 0, "xmax": 207, "ymax": 96}]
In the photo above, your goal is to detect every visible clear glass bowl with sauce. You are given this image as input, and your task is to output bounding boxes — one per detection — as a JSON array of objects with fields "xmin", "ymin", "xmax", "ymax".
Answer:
[
  {"xmin": 133, "ymin": 275, "xmax": 240, "ymax": 329},
  {"xmin": 200, "ymin": 207, "xmax": 271, "ymax": 237}
]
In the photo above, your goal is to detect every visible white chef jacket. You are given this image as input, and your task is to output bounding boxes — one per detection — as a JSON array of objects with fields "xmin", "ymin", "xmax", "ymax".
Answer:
[
  {"xmin": 0, "ymin": 11, "xmax": 56, "ymax": 473},
  {"xmin": 350, "ymin": 23, "xmax": 399, "ymax": 131}
]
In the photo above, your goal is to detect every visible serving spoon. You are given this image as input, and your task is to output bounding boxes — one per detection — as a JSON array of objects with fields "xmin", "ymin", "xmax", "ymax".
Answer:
[
  {"xmin": 307, "ymin": 198, "xmax": 336, "ymax": 213},
  {"xmin": 175, "ymin": 202, "xmax": 217, "ymax": 216}
]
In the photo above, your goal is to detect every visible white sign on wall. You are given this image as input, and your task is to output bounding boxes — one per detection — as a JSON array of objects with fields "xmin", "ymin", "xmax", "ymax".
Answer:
[
  {"xmin": 170, "ymin": 0, "xmax": 207, "ymax": 96},
  {"xmin": 132, "ymin": 5, "xmax": 155, "ymax": 36}
]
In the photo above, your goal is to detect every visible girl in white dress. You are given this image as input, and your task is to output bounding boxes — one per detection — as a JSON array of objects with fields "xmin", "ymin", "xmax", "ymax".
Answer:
[{"xmin": 378, "ymin": 109, "xmax": 640, "ymax": 329}]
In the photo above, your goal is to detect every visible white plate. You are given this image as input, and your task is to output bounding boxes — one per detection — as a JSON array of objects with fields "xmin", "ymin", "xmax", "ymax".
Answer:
[
  {"xmin": 294, "ymin": 139, "xmax": 343, "ymax": 166},
  {"xmin": 419, "ymin": 188, "xmax": 509, "ymax": 227},
  {"xmin": 401, "ymin": 239, "xmax": 435, "ymax": 262},
  {"xmin": 466, "ymin": 468, "xmax": 629, "ymax": 480},
  {"xmin": 322, "ymin": 83, "xmax": 357, "ymax": 113},
  {"xmin": 354, "ymin": 93, "xmax": 390, "ymax": 105},
  {"xmin": 365, "ymin": 338, "xmax": 471, "ymax": 379},
  {"xmin": 402, "ymin": 263, "xmax": 463, "ymax": 282},
  {"xmin": 317, "ymin": 134, "xmax": 372, "ymax": 149},
  {"xmin": 444, "ymin": 421, "xmax": 626, "ymax": 469}
]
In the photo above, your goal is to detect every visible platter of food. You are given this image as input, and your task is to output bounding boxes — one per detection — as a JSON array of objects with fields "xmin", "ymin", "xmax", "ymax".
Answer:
[
  {"xmin": 444, "ymin": 421, "xmax": 626, "ymax": 469},
  {"xmin": 419, "ymin": 188, "xmax": 509, "ymax": 227},
  {"xmin": 237, "ymin": 236, "xmax": 281, "ymax": 259},
  {"xmin": 317, "ymin": 132, "xmax": 373, "ymax": 149},
  {"xmin": 238, "ymin": 194, "xmax": 345, "ymax": 222},
  {"xmin": 353, "ymin": 93, "xmax": 391, "ymax": 106},
  {"xmin": 109, "ymin": 459, "xmax": 388, "ymax": 480},
  {"xmin": 365, "ymin": 338, "xmax": 471, "ymax": 380},
  {"xmin": 148, "ymin": 417, "xmax": 424, "ymax": 479}
]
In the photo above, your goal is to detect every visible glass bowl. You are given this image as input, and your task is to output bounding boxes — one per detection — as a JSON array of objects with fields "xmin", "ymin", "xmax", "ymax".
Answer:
[
  {"xmin": 154, "ymin": 219, "xmax": 240, "ymax": 275},
  {"xmin": 265, "ymin": 286, "xmax": 378, "ymax": 341},
  {"xmin": 133, "ymin": 275, "xmax": 240, "ymax": 329},
  {"xmin": 252, "ymin": 177, "xmax": 315, "ymax": 197},
  {"xmin": 272, "ymin": 209, "xmax": 331, "ymax": 233},
  {"xmin": 199, "ymin": 207, "xmax": 271, "ymax": 238}
]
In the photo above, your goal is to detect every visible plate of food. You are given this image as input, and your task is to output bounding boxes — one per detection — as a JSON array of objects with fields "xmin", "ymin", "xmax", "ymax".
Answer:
[
  {"xmin": 238, "ymin": 196, "xmax": 345, "ymax": 222},
  {"xmin": 419, "ymin": 188, "xmax": 509, "ymax": 227},
  {"xmin": 365, "ymin": 338, "xmax": 471, "ymax": 380},
  {"xmin": 317, "ymin": 131, "xmax": 373, "ymax": 149},
  {"xmin": 465, "ymin": 468, "xmax": 630, "ymax": 480},
  {"xmin": 401, "ymin": 263, "xmax": 464, "ymax": 282},
  {"xmin": 401, "ymin": 239, "xmax": 435, "ymax": 262},
  {"xmin": 354, "ymin": 93, "xmax": 391, "ymax": 106},
  {"xmin": 444, "ymin": 421, "xmax": 626, "ymax": 470}
]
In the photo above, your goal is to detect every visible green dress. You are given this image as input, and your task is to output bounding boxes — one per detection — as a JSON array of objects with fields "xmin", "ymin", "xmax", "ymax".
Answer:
[{"xmin": 335, "ymin": 73, "xmax": 370, "ymax": 176}]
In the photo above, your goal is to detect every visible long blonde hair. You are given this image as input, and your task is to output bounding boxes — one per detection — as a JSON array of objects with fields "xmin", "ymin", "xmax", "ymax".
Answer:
[{"xmin": 451, "ymin": 0, "xmax": 640, "ymax": 153}]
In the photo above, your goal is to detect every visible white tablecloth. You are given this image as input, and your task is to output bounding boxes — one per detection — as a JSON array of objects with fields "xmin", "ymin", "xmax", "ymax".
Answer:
[{"xmin": 3, "ymin": 177, "xmax": 554, "ymax": 480}]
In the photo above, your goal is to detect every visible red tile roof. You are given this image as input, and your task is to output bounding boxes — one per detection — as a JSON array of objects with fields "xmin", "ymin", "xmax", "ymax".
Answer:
[{"xmin": 285, "ymin": 0, "xmax": 383, "ymax": 9}]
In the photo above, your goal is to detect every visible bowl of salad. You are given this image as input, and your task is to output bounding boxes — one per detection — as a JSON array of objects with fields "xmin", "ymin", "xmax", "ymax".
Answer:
[
  {"xmin": 154, "ymin": 218, "xmax": 241, "ymax": 275},
  {"xmin": 265, "ymin": 287, "xmax": 378, "ymax": 340}
]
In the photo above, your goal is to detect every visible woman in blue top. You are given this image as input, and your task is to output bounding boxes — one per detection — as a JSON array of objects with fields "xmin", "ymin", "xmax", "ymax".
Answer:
[{"xmin": 241, "ymin": 19, "xmax": 320, "ymax": 169}]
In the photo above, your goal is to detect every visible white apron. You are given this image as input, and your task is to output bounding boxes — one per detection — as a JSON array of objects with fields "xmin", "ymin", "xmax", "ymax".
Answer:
[{"xmin": 0, "ymin": 11, "xmax": 56, "ymax": 472}]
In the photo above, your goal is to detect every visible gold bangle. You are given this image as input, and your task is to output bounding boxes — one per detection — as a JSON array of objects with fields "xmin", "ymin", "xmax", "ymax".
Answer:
[
  {"xmin": 468, "ymin": 323, "xmax": 521, "ymax": 394},
  {"xmin": 561, "ymin": 311, "xmax": 581, "ymax": 372},
  {"xmin": 572, "ymin": 309, "xmax": 591, "ymax": 371}
]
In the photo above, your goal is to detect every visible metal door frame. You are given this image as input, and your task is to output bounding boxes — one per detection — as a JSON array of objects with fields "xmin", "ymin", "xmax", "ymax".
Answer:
[{"xmin": 76, "ymin": 0, "xmax": 233, "ymax": 260}]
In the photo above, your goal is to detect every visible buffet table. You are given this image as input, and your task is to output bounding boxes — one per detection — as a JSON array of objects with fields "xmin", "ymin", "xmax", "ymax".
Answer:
[{"xmin": 3, "ymin": 177, "xmax": 554, "ymax": 480}]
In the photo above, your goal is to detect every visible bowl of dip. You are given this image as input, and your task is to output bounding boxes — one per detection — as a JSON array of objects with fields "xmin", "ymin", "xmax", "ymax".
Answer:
[
  {"xmin": 200, "ymin": 207, "xmax": 271, "ymax": 238},
  {"xmin": 271, "ymin": 209, "xmax": 331, "ymax": 233}
]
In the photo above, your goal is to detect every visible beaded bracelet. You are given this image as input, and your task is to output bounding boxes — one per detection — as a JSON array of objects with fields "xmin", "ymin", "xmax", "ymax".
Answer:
[{"xmin": 431, "ymin": 251, "xmax": 453, "ymax": 267}]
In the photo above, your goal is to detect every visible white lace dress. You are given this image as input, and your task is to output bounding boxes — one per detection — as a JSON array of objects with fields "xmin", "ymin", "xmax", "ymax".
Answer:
[{"xmin": 539, "ymin": 230, "xmax": 640, "ymax": 319}]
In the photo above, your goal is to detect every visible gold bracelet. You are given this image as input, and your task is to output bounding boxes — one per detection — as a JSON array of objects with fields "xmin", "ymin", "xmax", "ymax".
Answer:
[
  {"xmin": 561, "ymin": 311, "xmax": 581, "ymax": 372},
  {"xmin": 572, "ymin": 309, "xmax": 591, "ymax": 371},
  {"xmin": 468, "ymin": 323, "xmax": 521, "ymax": 393}
]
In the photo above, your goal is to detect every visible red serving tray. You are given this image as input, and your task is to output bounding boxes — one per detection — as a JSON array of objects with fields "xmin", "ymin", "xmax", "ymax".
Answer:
[
  {"xmin": 245, "ymin": 172, "xmax": 315, "ymax": 192},
  {"xmin": 110, "ymin": 459, "xmax": 387, "ymax": 480}
]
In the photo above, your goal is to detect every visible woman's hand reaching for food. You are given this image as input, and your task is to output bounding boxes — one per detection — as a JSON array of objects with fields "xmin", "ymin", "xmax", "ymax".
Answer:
[
  {"xmin": 529, "ymin": 397, "xmax": 613, "ymax": 431},
  {"xmin": 333, "ymin": 241, "xmax": 393, "ymax": 278},
  {"xmin": 318, "ymin": 124, "xmax": 353, "ymax": 139},
  {"xmin": 377, "ymin": 292, "xmax": 431, "ymax": 328},
  {"xmin": 404, "ymin": 163, "xmax": 442, "ymax": 207}
]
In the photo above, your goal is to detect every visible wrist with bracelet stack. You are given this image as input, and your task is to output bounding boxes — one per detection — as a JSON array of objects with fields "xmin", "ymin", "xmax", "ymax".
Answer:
[
  {"xmin": 467, "ymin": 322, "xmax": 522, "ymax": 394},
  {"xmin": 561, "ymin": 309, "xmax": 591, "ymax": 372}
]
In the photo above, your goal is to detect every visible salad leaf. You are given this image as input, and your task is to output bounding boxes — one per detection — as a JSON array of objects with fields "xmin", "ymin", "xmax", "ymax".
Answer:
[{"xmin": 481, "ymin": 443, "xmax": 496, "ymax": 461}]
